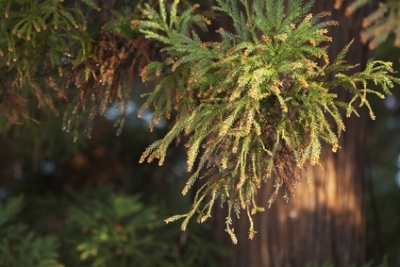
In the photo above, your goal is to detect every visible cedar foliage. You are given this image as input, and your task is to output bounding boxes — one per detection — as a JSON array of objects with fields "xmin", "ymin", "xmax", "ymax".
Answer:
[
  {"xmin": 135, "ymin": 0, "xmax": 400, "ymax": 243},
  {"xmin": 1, "ymin": 0, "xmax": 400, "ymax": 244},
  {"xmin": 0, "ymin": 0, "xmax": 95, "ymax": 124},
  {"xmin": 0, "ymin": 0, "xmax": 155, "ymax": 138}
]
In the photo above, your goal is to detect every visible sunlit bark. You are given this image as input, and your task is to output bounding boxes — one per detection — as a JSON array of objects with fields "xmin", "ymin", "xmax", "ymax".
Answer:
[{"xmin": 212, "ymin": 1, "xmax": 370, "ymax": 266}]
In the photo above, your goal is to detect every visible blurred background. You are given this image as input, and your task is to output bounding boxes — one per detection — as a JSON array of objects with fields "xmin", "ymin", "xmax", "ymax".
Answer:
[
  {"xmin": 365, "ymin": 39, "xmax": 400, "ymax": 266},
  {"xmin": 0, "ymin": 0, "xmax": 399, "ymax": 266}
]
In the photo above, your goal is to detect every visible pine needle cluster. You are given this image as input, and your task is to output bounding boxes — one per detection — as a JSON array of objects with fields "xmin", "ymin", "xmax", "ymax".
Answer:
[{"xmin": 135, "ymin": 0, "xmax": 400, "ymax": 243}]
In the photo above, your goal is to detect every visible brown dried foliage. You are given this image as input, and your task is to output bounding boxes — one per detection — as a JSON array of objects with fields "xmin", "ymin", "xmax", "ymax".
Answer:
[
  {"xmin": 0, "ymin": 78, "xmax": 39, "ymax": 125},
  {"xmin": 61, "ymin": 32, "xmax": 160, "ymax": 134},
  {"xmin": 1, "ymin": 31, "xmax": 161, "ymax": 132}
]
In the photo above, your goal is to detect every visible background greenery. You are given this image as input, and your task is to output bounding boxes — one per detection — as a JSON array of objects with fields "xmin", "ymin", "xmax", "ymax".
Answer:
[{"xmin": 365, "ymin": 36, "xmax": 400, "ymax": 266}]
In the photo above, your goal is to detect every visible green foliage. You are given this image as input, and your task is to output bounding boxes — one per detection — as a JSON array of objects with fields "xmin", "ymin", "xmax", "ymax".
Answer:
[
  {"xmin": 0, "ymin": 195, "xmax": 63, "ymax": 267},
  {"xmin": 1, "ymin": 0, "xmax": 400, "ymax": 248},
  {"xmin": 66, "ymin": 188, "xmax": 166, "ymax": 267},
  {"xmin": 103, "ymin": 1, "xmax": 145, "ymax": 35},
  {"xmin": 0, "ymin": 0, "xmax": 157, "ymax": 141},
  {"xmin": 135, "ymin": 0, "xmax": 400, "ymax": 243},
  {"xmin": 0, "ymin": 0, "xmax": 96, "ymax": 124},
  {"xmin": 63, "ymin": 187, "xmax": 226, "ymax": 266},
  {"xmin": 0, "ymin": 188, "xmax": 227, "ymax": 267}
]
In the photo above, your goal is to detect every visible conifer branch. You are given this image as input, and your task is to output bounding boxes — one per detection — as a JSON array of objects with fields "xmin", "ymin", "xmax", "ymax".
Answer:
[
  {"xmin": 136, "ymin": 0, "xmax": 400, "ymax": 243},
  {"xmin": 2, "ymin": 0, "xmax": 398, "ymax": 244}
]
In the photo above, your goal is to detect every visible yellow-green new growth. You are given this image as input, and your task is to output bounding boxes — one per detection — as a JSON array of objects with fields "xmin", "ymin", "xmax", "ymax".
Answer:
[{"xmin": 137, "ymin": 0, "xmax": 400, "ymax": 243}]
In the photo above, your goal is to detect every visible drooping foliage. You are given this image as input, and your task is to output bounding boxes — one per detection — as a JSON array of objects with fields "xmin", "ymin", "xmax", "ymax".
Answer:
[
  {"xmin": 0, "ymin": 0, "xmax": 155, "ymax": 138},
  {"xmin": 0, "ymin": 0, "xmax": 95, "ymax": 124},
  {"xmin": 135, "ymin": 0, "xmax": 400, "ymax": 243},
  {"xmin": 1, "ymin": 0, "xmax": 400, "ymax": 244}
]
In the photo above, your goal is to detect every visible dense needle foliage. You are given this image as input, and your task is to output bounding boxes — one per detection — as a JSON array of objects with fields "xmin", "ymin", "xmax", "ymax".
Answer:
[
  {"xmin": 135, "ymin": 0, "xmax": 400, "ymax": 243},
  {"xmin": 0, "ymin": 0, "xmax": 95, "ymax": 124},
  {"xmin": 1, "ymin": 0, "xmax": 400, "ymax": 243},
  {"xmin": 0, "ymin": 0, "xmax": 152, "ymax": 138}
]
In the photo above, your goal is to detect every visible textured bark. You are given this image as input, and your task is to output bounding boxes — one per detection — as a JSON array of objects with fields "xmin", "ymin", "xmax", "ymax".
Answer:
[{"xmin": 212, "ymin": 1, "xmax": 370, "ymax": 266}]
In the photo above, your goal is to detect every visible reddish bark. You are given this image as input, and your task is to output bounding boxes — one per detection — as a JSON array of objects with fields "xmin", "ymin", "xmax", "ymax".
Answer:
[{"xmin": 212, "ymin": 1, "xmax": 370, "ymax": 266}]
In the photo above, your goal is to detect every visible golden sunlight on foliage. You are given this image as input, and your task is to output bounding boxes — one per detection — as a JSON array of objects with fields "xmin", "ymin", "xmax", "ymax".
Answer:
[{"xmin": 136, "ymin": 0, "xmax": 400, "ymax": 243}]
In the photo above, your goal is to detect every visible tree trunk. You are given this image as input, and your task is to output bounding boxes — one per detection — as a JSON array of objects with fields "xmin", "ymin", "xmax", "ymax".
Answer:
[{"xmin": 212, "ymin": 1, "xmax": 370, "ymax": 266}]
